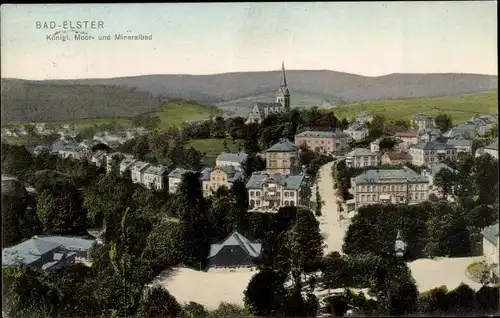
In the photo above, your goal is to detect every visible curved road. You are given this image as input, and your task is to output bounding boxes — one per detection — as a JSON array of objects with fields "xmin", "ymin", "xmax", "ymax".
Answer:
[{"xmin": 316, "ymin": 161, "xmax": 351, "ymax": 255}]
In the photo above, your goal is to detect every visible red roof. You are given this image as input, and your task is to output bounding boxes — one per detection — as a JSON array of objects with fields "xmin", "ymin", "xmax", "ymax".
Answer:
[
  {"xmin": 395, "ymin": 131, "xmax": 418, "ymax": 138},
  {"xmin": 386, "ymin": 152, "xmax": 412, "ymax": 160}
]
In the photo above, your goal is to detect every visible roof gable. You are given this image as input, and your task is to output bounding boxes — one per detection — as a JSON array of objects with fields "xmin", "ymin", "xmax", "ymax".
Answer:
[{"xmin": 208, "ymin": 231, "xmax": 262, "ymax": 258}]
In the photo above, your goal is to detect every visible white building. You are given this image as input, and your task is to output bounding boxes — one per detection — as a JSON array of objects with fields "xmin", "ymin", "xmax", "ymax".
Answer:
[
  {"xmin": 421, "ymin": 163, "xmax": 457, "ymax": 189},
  {"xmin": 344, "ymin": 123, "xmax": 369, "ymax": 141},
  {"xmin": 167, "ymin": 167, "xmax": 194, "ymax": 194},
  {"xmin": 394, "ymin": 131, "xmax": 419, "ymax": 149},
  {"xmin": 142, "ymin": 166, "xmax": 168, "ymax": 190},
  {"xmin": 130, "ymin": 161, "xmax": 151, "ymax": 184},
  {"xmin": 105, "ymin": 152, "xmax": 125, "ymax": 173},
  {"xmin": 411, "ymin": 114, "xmax": 434, "ymax": 129},
  {"xmin": 409, "ymin": 141, "xmax": 458, "ymax": 166},
  {"xmin": 345, "ymin": 148, "xmax": 379, "ymax": 168},
  {"xmin": 445, "ymin": 138, "xmax": 473, "ymax": 154},
  {"xmin": 245, "ymin": 171, "xmax": 310, "ymax": 212},
  {"xmin": 349, "ymin": 166, "xmax": 429, "ymax": 210},
  {"xmin": 355, "ymin": 111, "xmax": 375, "ymax": 124},
  {"xmin": 476, "ymin": 139, "xmax": 498, "ymax": 160},
  {"xmin": 119, "ymin": 157, "xmax": 138, "ymax": 175},
  {"xmin": 91, "ymin": 150, "xmax": 106, "ymax": 167},
  {"xmin": 481, "ymin": 223, "xmax": 499, "ymax": 282},
  {"xmin": 215, "ymin": 152, "xmax": 248, "ymax": 170}
]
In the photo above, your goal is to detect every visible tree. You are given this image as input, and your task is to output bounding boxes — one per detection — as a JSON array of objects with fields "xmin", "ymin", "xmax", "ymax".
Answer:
[
  {"xmin": 244, "ymin": 270, "xmax": 287, "ymax": 316},
  {"xmin": 137, "ymin": 286, "xmax": 182, "ymax": 318},
  {"xmin": 183, "ymin": 147, "xmax": 204, "ymax": 171},
  {"xmin": 181, "ymin": 301, "xmax": 209, "ymax": 318},
  {"xmin": 241, "ymin": 153, "xmax": 266, "ymax": 178},
  {"xmin": 321, "ymin": 252, "xmax": 349, "ymax": 289},
  {"xmin": 475, "ymin": 285, "xmax": 499, "ymax": 314},
  {"xmin": 417, "ymin": 285, "xmax": 449, "ymax": 314},
  {"xmin": 379, "ymin": 137, "xmax": 396, "ymax": 151},
  {"xmin": 473, "ymin": 153, "xmax": 499, "ymax": 205},
  {"xmin": 208, "ymin": 302, "xmax": 250, "ymax": 318},
  {"xmin": 388, "ymin": 281, "xmax": 419, "ymax": 316},
  {"xmin": 434, "ymin": 113, "xmax": 453, "ymax": 133},
  {"xmin": 433, "ymin": 168, "xmax": 458, "ymax": 197},
  {"xmin": 447, "ymin": 283, "xmax": 477, "ymax": 314}
]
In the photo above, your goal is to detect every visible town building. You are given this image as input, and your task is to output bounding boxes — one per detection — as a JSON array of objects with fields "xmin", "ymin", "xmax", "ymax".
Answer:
[
  {"xmin": 246, "ymin": 171, "xmax": 310, "ymax": 211},
  {"xmin": 345, "ymin": 148, "xmax": 379, "ymax": 168},
  {"xmin": 35, "ymin": 123, "xmax": 46, "ymax": 133},
  {"xmin": 2, "ymin": 236, "xmax": 96, "ymax": 271},
  {"xmin": 142, "ymin": 165, "xmax": 168, "ymax": 190},
  {"xmin": 265, "ymin": 138, "xmax": 300, "ymax": 175},
  {"xmin": 200, "ymin": 166, "xmax": 243, "ymax": 197},
  {"xmin": 130, "ymin": 161, "xmax": 151, "ymax": 184},
  {"xmin": 355, "ymin": 111, "xmax": 375, "ymax": 124},
  {"xmin": 481, "ymin": 223, "xmax": 499, "ymax": 282},
  {"xmin": 411, "ymin": 114, "xmax": 435, "ymax": 129},
  {"xmin": 167, "ymin": 167, "xmax": 194, "ymax": 194},
  {"xmin": 344, "ymin": 123, "xmax": 369, "ymax": 141},
  {"xmin": 370, "ymin": 137, "xmax": 405, "ymax": 153},
  {"xmin": 421, "ymin": 163, "xmax": 457, "ymax": 189},
  {"xmin": 471, "ymin": 114, "xmax": 497, "ymax": 136},
  {"xmin": 476, "ymin": 139, "xmax": 498, "ymax": 160},
  {"xmin": 394, "ymin": 131, "xmax": 419, "ymax": 149},
  {"xmin": 215, "ymin": 152, "xmax": 248, "ymax": 170},
  {"xmin": 119, "ymin": 157, "xmax": 138, "ymax": 175},
  {"xmin": 51, "ymin": 139, "xmax": 67, "ymax": 154},
  {"xmin": 105, "ymin": 152, "xmax": 125, "ymax": 173},
  {"xmin": 349, "ymin": 166, "xmax": 429, "ymax": 210},
  {"xmin": 417, "ymin": 128, "xmax": 442, "ymax": 143},
  {"xmin": 380, "ymin": 151, "xmax": 412, "ymax": 165},
  {"xmin": 33, "ymin": 145, "xmax": 51, "ymax": 156},
  {"xmin": 246, "ymin": 63, "xmax": 290, "ymax": 124},
  {"xmin": 91, "ymin": 150, "xmax": 107, "ymax": 167},
  {"xmin": 409, "ymin": 141, "xmax": 458, "ymax": 166},
  {"xmin": 59, "ymin": 143, "xmax": 84, "ymax": 160},
  {"xmin": 207, "ymin": 231, "xmax": 262, "ymax": 270},
  {"xmin": 294, "ymin": 130, "xmax": 351, "ymax": 154},
  {"xmin": 443, "ymin": 123, "xmax": 478, "ymax": 140},
  {"xmin": 445, "ymin": 138, "xmax": 473, "ymax": 154},
  {"xmin": 93, "ymin": 131, "xmax": 128, "ymax": 146}
]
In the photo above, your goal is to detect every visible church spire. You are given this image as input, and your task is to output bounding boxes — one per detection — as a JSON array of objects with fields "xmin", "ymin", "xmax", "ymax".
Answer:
[{"xmin": 281, "ymin": 61, "xmax": 287, "ymax": 87}]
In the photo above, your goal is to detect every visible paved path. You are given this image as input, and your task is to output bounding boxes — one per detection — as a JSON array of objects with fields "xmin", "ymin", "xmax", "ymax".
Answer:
[{"xmin": 316, "ymin": 161, "xmax": 351, "ymax": 255}]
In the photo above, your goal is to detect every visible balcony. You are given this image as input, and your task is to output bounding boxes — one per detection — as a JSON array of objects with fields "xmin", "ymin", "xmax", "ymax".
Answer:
[{"xmin": 261, "ymin": 194, "xmax": 280, "ymax": 201}]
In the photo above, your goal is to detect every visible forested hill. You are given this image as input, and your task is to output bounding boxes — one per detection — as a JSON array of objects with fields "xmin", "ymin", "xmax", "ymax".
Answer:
[{"xmin": 1, "ymin": 79, "xmax": 162, "ymax": 123}]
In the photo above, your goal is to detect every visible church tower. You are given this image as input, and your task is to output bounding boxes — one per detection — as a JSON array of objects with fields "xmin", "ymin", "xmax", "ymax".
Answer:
[{"xmin": 276, "ymin": 62, "xmax": 291, "ymax": 112}]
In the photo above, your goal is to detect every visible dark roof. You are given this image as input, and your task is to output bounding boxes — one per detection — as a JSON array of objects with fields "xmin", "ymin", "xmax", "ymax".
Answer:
[
  {"xmin": 481, "ymin": 223, "xmax": 499, "ymax": 246},
  {"xmin": 266, "ymin": 138, "xmax": 297, "ymax": 152},
  {"xmin": 200, "ymin": 166, "xmax": 243, "ymax": 182},
  {"xmin": 207, "ymin": 231, "xmax": 262, "ymax": 258},
  {"xmin": 412, "ymin": 140, "xmax": 455, "ymax": 151},
  {"xmin": 246, "ymin": 172, "xmax": 306, "ymax": 190},
  {"xmin": 217, "ymin": 152, "xmax": 248, "ymax": 163}
]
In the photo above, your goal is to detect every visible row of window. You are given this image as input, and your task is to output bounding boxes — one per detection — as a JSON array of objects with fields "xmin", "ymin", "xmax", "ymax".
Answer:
[
  {"xmin": 249, "ymin": 200, "xmax": 296, "ymax": 207},
  {"xmin": 358, "ymin": 192, "xmax": 426, "ymax": 202},
  {"xmin": 249, "ymin": 190, "xmax": 295, "ymax": 197},
  {"xmin": 358, "ymin": 184, "xmax": 426, "ymax": 192}
]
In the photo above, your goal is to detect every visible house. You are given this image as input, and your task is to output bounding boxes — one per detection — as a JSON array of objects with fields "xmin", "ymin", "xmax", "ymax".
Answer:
[
  {"xmin": 125, "ymin": 127, "xmax": 149, "ymax": 140},
  {"xmin": 411, "ymin": 114, "xmax": 434, "ymax": 129},
  {"xmin": 421, "ymin": 163, "xmax": 457, "ymax": 189},
  {"xmin": 91, "ymin": 150, "xmax": 106, "ymax": 167},
  {"xmin": 93, "ymin": 131, "xmax": 128, "ymax": 145},
  {"xmin": 446, "ymin": 138, "xmax": 473, "ymax": 154},
  {"xmin": 417, "ymin": 128, "xmax": 442, "ymax": 143},
  {"xmin": 35, "ymin": 123, "xmax": 47, "ymax": 133},
  {"xmin": 33, "ymin": 145, "xmax": 51, "ymax": 156},
  {"xmin": 207, "ymin": 231, "xmax": 262, "ymax": 270},
  {"xmin": 370, "ymin": 138, "xmax": 383, "ymax": 153},
  {"xmin": 380, "ymin": 151, "xmax": 412, "ymax": 165},
  {"xmin": 130, "ymin": 161, "xmax": 151, "ymax": 184},
  {"xmin": 168, "ymin": 167, "xmax": 194, "ymax": 194},
  {"xmin": 344, "ymin": 123, "xmax": 369, "ymax": 141},
  {"xmin": 471, "ymin": 114, "xmax": 497, "ymax": 136},
  {"xmin": 395, "ymin": 131, "xmax": 419, "ymax": 149},
  {"xmin": 119, "ymin": 157, "xmax": 138, "ymax": 175},
  {"xmin": 246, "ymin": 171, "xmax": 310, "ymax": 211},
  {"xmin": 294, "ymin": 130, "xmax": 351, "ymax": 154},
  {"xmin": 246, "ymin": 63, "xmax": 290, "ymax": 124},
  {"xmin": 59, "ymin": 143, "xmax": 84, "ymax": 160},
  {"xmin": 409, "ymin": 141, "xmax": 457, "ymax": 166},
  {"xmin": 2, "ymin": 175, "xmax": 28, "ymax": 199},
  {"xmin": 142, "ymin": 165, "xmax": 168, "ymax": 190},
  {"xmin": 2, "ymin": 236, "xmax": 96, "ymax": 271},
  {"xmin": 216, "ymin": 152, "xmax": 248, "ymax": 170},
  {"xmin": 51, "ymin": 139, "xmax": 67, "ymax": 154},
  {"xmin": 370, "ymin": 137, "xmax": 405, "ymax": 153},
  {"xmin": 200, "ymin": 166, "xmax": 243, "ymax": 197},
  {"xmin": 2, "ymin": 128, "xmax": 16, "ymax": 137},
  {"xmin": 476, "ymin": 139, "xmax": 498, "ymax": 160},
  {"xmin": 355, "ymin": 111, "xmax": 375, "ymax": 124},
  {"xmin": 481, "ymin": 223, "xmax": 499, "ymax": 282},
  {"xmin": 105, "ymin": 152, "xmax": 125, "ymax": 173},
  {"xmin": 345, "ymin": 148, "xmax": 379, "ymax": 168},
  {"xmin": 349, "ymin": 166, "xmax": 429, "ymax": 210},
  {"xmin": 265, "ymin": 138, "xmax": 300, "ymax": 175},
  {"xmin": 443, "ymin": 123, "xmax": 478, "ymax": 140}
]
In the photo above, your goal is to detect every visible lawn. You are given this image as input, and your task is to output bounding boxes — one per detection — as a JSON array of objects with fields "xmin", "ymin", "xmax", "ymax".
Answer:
[
  {"xmin": 187, "ymin": 138, "xmax": 244, "ymax": 166},
  {"xmin": 326, "ymin": 91, "xmax": 498, "ymax": 124}
]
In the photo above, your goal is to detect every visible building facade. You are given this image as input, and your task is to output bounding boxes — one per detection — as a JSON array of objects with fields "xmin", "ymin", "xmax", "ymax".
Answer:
[
  {"xmin": 265, "ymin": 138, "xmax": 300, "ymax": 175},
  {"xmin": 167, "ymin": 167, "xmax": 194, "ymax": 193},
  {"xmin": 294, "ymin": 130, "xmax": 351, "ymax": 154},
  {"xmin": 409, "ymin": 141, "xmax": 458, "ymax": 166},
  {"xmin": 394, "ymin": 131, "xmax": 419, "ymax": 149},
  {"xmin": 246, "ymin": 172, "xmax": 310, "ymax": 211},
  {"xmin": 445, "ymin": 138, "xmax": 473, "ymax": 154},
  {"xmin": 142, "ymin": 166, "xmax": 168, "ymax": 190},
  {"xmin": 344, "ymin": 123, "xmax": 369, "ymax": 141},
  {"xmin": 345, "ymin": 148, "xmax": 379, "ymax": 168},
  {"xmin": 476, "ymin": 140, "xmax": 498, "ymax": 160},
  {"xmin": 380, "ymin": 151, "xmax": 412, "ymax": 165},
  {"xmin": 130, "ymin": 161, "xmax": 150, "ymax": 184},
  {"xmin": 481, "ymin": 223, "xmax": 499, "ymax": 282},
  {"xmin": 411, "ymin": 114, "xmax": 434, "ymax": 129},
  {"xmin": 200, "ymin": 166, "xmax": 243, "ymax": 197},
  {"xmin": 350, "ymin": 167, "xmax": 429, "ymax": 210},
  {"xmin": 215, "ymin": 152, "xmax": 248, "ymax": 170}
]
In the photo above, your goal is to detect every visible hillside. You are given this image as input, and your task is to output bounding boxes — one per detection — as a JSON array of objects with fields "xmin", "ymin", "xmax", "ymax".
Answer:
[
  {"xmin": 1, "ymin": 79, "xmax": 162, "ymax": 124},
  {"xmin": 328, "ymin": 91, "xmax": 498, "ymax": 124},
  {"xmin": 2, "ymin": 71, "xmax": 496, "ymax": 121}
]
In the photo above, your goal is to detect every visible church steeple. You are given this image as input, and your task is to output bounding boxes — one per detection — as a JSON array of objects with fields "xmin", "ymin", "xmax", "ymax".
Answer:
[
  {"xmin": 276, "ymin": 62, "xmax": 291, "ymax": 111},
  {"xmin": 281, "ymin": 61, "xmax": 287, "ymax": 88}
]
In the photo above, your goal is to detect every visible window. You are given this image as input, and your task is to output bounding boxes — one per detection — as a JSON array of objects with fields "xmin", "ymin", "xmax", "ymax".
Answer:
[
  {"xmin": 383, "ymin": 185, "xmax": 387, "ymax": 191},
  {"xmin": 391, "ymin": 186, "xmax": 395, "ymax": 191},
  {"xmin": 372, "ymin": 194, "xmax": 376, "ymax": 201},
  {"xmin": 361, "ymin": 195, "xmax": 365, "ymax": 201},
  {"xmin": 289, "ymin": 192, "xmax": 295, "ymax": 197},
  {"xmin": 409, "ymin": 185, "xmax": 413, "ymax": 190},
  {"xmin": 256, "ymin": 200, "xmax": 261, "ymax": 206},
  {"xmin": 420, "ymin": 193, "xmax": 424, "ymax": 199},
  {"xmin": 284, "ymin": 192, "xmax": 289, "ymax": 197},
  {"xmin": 285, "ymin": 200, "xmax": 289, "ymax": 206},
  {"xmin": 290, "ymin": 201, "xmax": 295, "ymax": 206},
  {"xmin": 409, "ymin": 193, "xmax": 413, "ymax": 200},
  {"xmin": 361, "ymin": 186, "xmax": 366, "ymax": 192}
]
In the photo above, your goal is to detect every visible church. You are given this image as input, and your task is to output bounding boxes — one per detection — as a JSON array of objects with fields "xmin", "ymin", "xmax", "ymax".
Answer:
[{"xmin": 245, "ymin": 62, "xmax": 291, "ymax": 125}]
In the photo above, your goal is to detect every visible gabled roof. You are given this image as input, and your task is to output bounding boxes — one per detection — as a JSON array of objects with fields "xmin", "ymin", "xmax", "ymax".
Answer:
[
  {"xmin": 144, "ymin": 165, "xmax": 168, "ymax": 176},
  {"xmin": 353, "ymin": 166, "xmax": 427, "ymax": 184},
  {"xmin": 427, "ymin": 163, "xmax": 457, "ymax": 177},
  {"xmin": 200, "ymin": 166, "xmax": 243, "ymax": 182},
  {"xmin": 412, "ymin": 140, "xmax": 455, "ymax": 151},
  {"xmin": 168, "ymin": 167, "xmax": 194, "ymax": 179},
  {"xmin": 207, "ymin": 231, "xmax": 262, "ymax": 258},
  {"xmin": 217, "ymin": 152, "xmax": 248, "ymax": 163},
  {"xmin": 267, "ymin": 138, "xmax": 297, "ymax": 152},
  {"xmin": 446, "ymin": 138, "xmax": 473, "ymax": 147},
  {"xmin": 395, "ymin": 131, "xmax": 418, "ymax": 138},
  {"xmin": 295, "ymin": 130, "xmax": 349, "ymax": 138},
  {"xmin": 130, "ymin": 160, "xmax": 150, "ymax": 172},
  {"xmin": 481, "ymin": 223, "xmax": 499, "ymax": 246},
  {"xmin": 246, "ymin": 172, "xmax": 306, "ymax": 190},
  {"xmin": 346, "ymin": 148, "xmax": 376, "ymax": 157}
]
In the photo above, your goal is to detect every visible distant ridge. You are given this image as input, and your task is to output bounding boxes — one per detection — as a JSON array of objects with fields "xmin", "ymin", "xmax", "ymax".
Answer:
[{"xmin": 1, "ymin": 70, "xmax": 497, "ymax": 123}]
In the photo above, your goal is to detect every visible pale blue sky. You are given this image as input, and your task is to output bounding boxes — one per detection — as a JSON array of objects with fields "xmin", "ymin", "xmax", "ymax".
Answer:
[{"xmin": 1, "ymin": 2, "xmax": 497, "ymax": 79}]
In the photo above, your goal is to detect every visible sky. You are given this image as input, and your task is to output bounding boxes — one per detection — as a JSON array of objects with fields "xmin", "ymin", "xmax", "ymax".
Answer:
[{"xmin": 1, "ymin": 2, "xmax": 497, "ymax": 80}]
